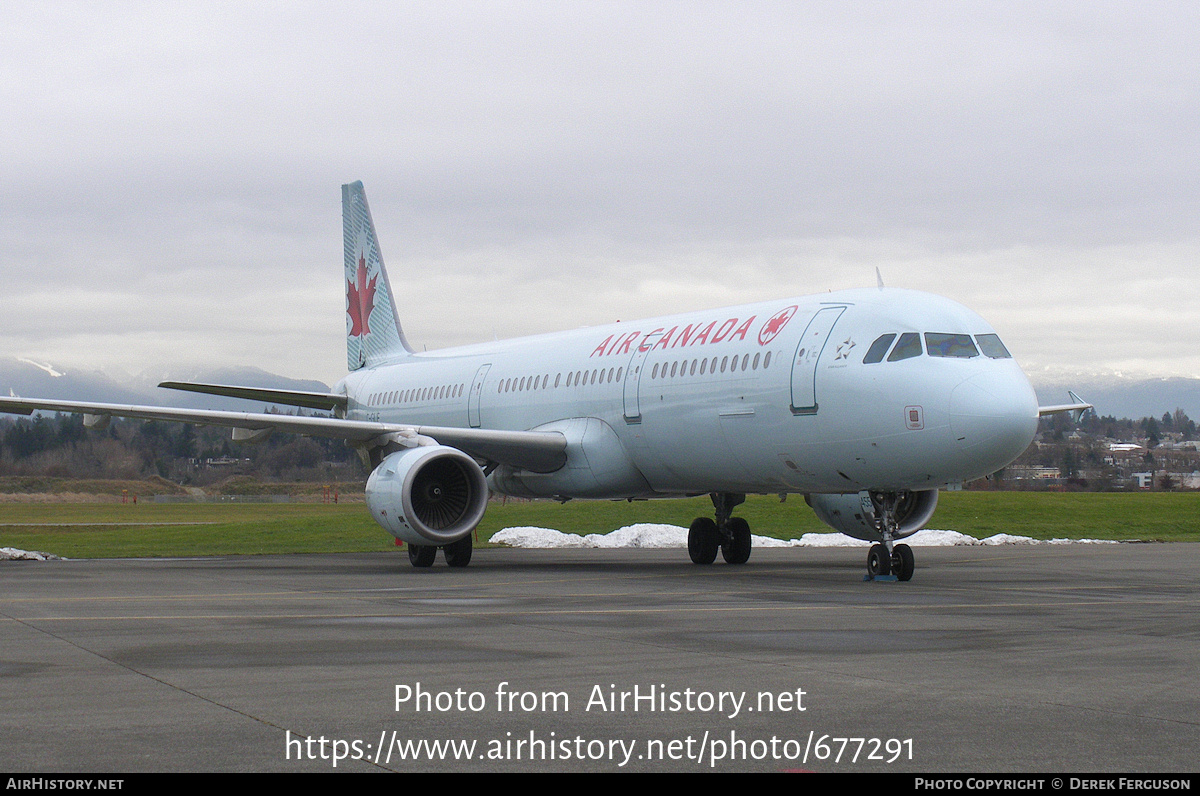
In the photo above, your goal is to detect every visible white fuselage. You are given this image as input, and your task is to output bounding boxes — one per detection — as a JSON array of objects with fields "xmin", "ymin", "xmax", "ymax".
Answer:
[{"xmin": 337, "ymin": 287, "xmax": 1040, "ymax": 498}]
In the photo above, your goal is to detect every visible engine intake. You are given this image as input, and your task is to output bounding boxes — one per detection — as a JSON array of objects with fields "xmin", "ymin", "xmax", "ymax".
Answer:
[
  {"xmin": 805, "ymin": 490, "xmax": 938, "ymax": 542},
  {"xmin": 366, "ymin": 445, "xmax": 488, "ymax": 545}
]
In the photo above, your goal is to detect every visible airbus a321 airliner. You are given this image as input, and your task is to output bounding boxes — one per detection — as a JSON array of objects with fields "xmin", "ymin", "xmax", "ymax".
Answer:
[{"xmin": 0, "ymin": 183, "xmax": 1089, "ymax": 580}]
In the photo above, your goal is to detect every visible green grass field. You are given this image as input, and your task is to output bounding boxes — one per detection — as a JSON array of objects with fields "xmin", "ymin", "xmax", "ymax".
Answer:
[{"xmin": 1, "ymin": 491, "xmax": 1196, "ymax": 559}]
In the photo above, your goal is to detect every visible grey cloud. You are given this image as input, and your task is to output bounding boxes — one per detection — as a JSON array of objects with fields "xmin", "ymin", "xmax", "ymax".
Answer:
[{"xmin": 2, "ymin": 2, "xmax": 1198, "ymax": 384}]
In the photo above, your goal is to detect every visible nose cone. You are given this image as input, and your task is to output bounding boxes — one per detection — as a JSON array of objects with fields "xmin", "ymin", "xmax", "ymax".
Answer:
[{"xmin": 950, "ymin": 371, "xmax": 1039, "ymax": 475}]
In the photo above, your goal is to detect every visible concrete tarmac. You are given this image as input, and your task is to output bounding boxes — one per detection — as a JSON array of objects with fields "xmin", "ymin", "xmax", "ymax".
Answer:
[{"xmin": 1, "ymin": 543, "xmax": 1197, "ymax": 772}]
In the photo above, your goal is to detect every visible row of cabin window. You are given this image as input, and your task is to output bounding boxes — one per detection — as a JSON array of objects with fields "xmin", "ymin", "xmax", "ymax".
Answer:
[
  {"xmin": 862, "ymin": 332, "xmax": 1012, "ymax": 364},
  {"xmin": 368, "ymin": 383, "xmax": 465, "ymax": 406},
  {"xmin": 651, "ymin": 351, "xmax": 772, "ymax": 380},
  {"xmin": 497, "ymin": 367, "xmax": 625, "ymax": 394},
  {"xmin": 496, "ymin": 350, "xmax": 777, "ymax": 396},
  {"xmin": 371, "ymin": 349, "xmax": 783, "ymax": 405}
]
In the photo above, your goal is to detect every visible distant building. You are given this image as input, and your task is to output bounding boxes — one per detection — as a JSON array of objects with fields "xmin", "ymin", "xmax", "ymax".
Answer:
[
  {"xmin": 205, "ymin": 456, "xmax": 249, "ymax": 468},
  {"xmin": 1008, "ymin": 465, "xmax": 1062, "ymax": 481}
]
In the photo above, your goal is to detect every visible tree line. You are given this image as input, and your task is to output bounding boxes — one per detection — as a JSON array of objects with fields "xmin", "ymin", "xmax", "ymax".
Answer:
[
  {"xmin": 0, "ymin": 413, "xmax": 363, "ymax": 484},
  {"xmin": 2, "ymin": 407, "xmax": 1195, "ymax": 488}
]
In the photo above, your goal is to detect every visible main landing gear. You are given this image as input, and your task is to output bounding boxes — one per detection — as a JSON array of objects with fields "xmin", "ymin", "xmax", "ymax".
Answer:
[
  {"xmin": 408, "ymin": 534, "xmax": 473, "ymax": 568},
  {"xmin": 688, "ymin": 492, "xmax": 751, "ymax": 565},
  {"xmin": 864, "ymin": 491, "xmax": 915, "ymax": 581}
]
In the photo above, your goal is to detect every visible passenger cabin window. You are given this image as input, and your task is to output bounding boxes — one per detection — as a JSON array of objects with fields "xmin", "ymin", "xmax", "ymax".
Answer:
[
  {"xmin": 975, "ymin": 334, "xmax": 1012, "ymax": 359},
  {"xmin": 925, "ymin": 333, "xmax": 979, "ymax": 358},
  {"xmin": 887, "ymin": 332, "xmax": 923, "ymax": 362},
  {"xmin": 863, "ymin": 334, "xmax": 896, "ymax": 364}
]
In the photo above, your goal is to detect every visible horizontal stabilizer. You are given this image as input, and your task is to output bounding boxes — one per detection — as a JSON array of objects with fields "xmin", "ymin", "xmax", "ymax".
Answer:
[{"xmin": 158, "ymin": 381, "xmax": 347, "ymax": 412}]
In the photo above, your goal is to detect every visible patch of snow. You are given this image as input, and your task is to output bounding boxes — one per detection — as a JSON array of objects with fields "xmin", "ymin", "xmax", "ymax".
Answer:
[
  {"xmin": 979, "ymin": 533, "xmax": 1117, "ymax": 546},
  {"xmin": 0, "ymin": 547, "xmax": 62, "ymax": 561},
  {"xmin": 17, "ymin": 358, "xmax": 64, "ymax": 377},
  {"xmin": 492, "ymin": 524, "xmax": 687, "ymax": 549},
  {"xmin": 490, "ymin": 526, "xmax": 1117, "ymax": 549}
]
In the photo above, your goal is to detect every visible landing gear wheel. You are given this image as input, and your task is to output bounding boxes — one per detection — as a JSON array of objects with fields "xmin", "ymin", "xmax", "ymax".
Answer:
[
  {"xmin": 688, "ymin": 517, "xmax": 719, "ymax": 565},
  {"xmin": 721, "ymin": 517, "xmax": 752, "ymax": 564},
  {"xmin": 443, "ymin": 535, "xmax": 473, "ymax": 568},
  {"xmin": 891, "ymin": 543, "xmax": 914, "ymax": 581},
  {"xmin": 867, "ymin": 543, "xmax": 891, "ymax": 577},
  {"xmin": 408, "ymin": 543, "xmax": 436, "ymax": 568}
]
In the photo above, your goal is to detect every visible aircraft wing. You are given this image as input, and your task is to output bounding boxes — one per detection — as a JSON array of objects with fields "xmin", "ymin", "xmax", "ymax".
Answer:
[{"xmin": 0, "ymin": 397, "xmax": 566, "ymax": 473}]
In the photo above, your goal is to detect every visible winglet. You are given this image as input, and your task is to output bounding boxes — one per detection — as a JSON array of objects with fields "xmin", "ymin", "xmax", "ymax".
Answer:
[
  {"xmin": 876, "ymin": 267, "xmax": 885, "ymax": 290},
  {"xmin": 1038, "ymin": 391, "xmax": 1093, "ymax": 422}
]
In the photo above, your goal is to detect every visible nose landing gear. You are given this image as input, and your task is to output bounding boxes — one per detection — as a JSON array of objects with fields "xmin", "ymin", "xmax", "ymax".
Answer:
[{"xmin": 864, "ymin": 491, "xmax": 915, "ymax": 581}]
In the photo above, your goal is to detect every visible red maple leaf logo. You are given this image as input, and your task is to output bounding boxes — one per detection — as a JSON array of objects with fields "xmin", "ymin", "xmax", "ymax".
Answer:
[
  {"xmin": 347, "ymin": 252, "xmax": 377, "ymax": 337},
  {"xmin": 758, "ymin": 305, "xmax": 797, "ymax": 345}
]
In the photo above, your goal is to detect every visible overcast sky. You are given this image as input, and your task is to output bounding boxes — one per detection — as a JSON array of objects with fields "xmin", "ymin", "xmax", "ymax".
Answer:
[{"xmin": 3, "ymin": 1, "xmax": 1198, "ymax": 387}]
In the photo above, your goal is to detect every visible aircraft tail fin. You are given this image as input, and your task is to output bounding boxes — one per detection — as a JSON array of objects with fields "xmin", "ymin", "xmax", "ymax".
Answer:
[{"xmin": 342, "ymin": 181, "xmax": 412, "ymax": 370}]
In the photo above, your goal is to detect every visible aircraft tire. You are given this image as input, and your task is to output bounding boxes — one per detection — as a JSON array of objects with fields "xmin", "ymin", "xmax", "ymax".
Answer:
[
  {"xmin": 443, "ymin": 535, "xmax": 473, "ymax": 568},
  {"xmin": 688, "ymin": 517, "xmax": 719, "ymax": 565},
  {"xmin": 892, "ymin": 543, "xmax": 914, "ymax": 581},
  {"xmin": 721, "ymin": 517, "xmax": 752, "ymax": 564},
  {"xmin": 408, "ymin": 543, "xmax": 437, "ymax": 568},
  {"xmin": 867, "ymin": 544, "xmax": 891, "ymax": 577}
]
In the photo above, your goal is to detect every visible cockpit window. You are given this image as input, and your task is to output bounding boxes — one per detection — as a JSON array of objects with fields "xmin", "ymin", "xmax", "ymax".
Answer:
[
  {"xmin": 975, "ymin": 333, "xmax": 1012, "ymax": 359},
  {"xmin": 862, "ymin": 334, "xmax": 896, "ymax": 364},
  {"xmin": 925, "ymin": 333, "xmax": 979, "ymax": 358},
  {"xmin": 887, "ymin": 332, "xmax": 923, "ymax": 362}
]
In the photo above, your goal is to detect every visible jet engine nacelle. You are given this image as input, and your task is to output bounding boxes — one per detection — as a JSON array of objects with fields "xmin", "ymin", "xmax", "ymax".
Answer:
[
  {"xmin": 365, "ymin": 445, "xmax": 489, "ymax": 546},
  {"xmin": 805, "ymin": 490, "xmax": 939, "ymax": 542}
]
